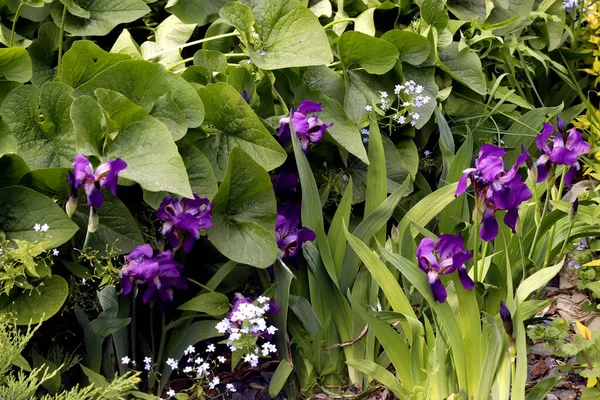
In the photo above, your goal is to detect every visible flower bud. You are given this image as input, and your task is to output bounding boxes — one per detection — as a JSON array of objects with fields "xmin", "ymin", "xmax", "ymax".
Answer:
[
  {"xmin": 66, "ymin": 171, "xmax": 78, "ymax": 218},
  {"xmin": 569, "ymin": 198, "xmax": 578, "ymax": 221},
  {"xmin": 500, "ymin": 301, "xmax": 513, "ymax": 336},
  {"xmin": 88, "ymin": 207, "xmax": 99, "ymax": 233}
]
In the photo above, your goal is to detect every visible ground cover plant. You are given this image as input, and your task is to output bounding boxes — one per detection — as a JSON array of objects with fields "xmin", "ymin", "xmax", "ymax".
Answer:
[{"xmin": 0, "ymin": 0, "xmax": 599, "ymax": 399}]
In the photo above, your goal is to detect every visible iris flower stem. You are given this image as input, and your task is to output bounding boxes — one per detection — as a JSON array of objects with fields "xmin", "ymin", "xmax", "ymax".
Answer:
[
  {"xmin": 558, "ymin": 221, "xmax": 574, "ymax": 259},
  {"xmin": 156, "ymin": 313, "xmax": 167, "ymax": 395},
  {"xmin": 529, "ymin": 178, "xmax": 553, "ymax": 260},
  {"xmin": 518, "ymin": 235, "xmax": 527, "ymax": 282},
  {"xmin": 480, "ymin": 240, "xmax": 488, "ymax": 281},
  {"xmin": 473, "ymin": 222, "xmax": 480, "ymax": 282},
  {"xmin": 543, "ymin": 171, "xmax": 566, "ymax": 268},
  {"xmin": 9, "ymin": 1, "xmax": 23, "ymax": 47}
]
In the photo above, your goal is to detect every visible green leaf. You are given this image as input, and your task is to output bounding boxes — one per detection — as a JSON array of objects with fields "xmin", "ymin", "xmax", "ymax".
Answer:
[
  {"xmin": 516, "ymin": 260, "xmax": 563, "ymax": 305},
  {"xmin": 166, "ymin": 0, "xmax": 228, "ymax": 25},
  {"xmin": 208, "ymin": 147, "xmax": 279, "ymax": 269},
  {"xmin": 32, "ymin": 350, "xmax": 61, "ymax": 394},
  {"xmin": 0, "ymin": 154, "xmax": 30, "ymax": 189},
  {"xmin": 0, "ymin": 186, "xmax": 78, "ymax": 249},
  {"xmin": 337, "ymin": 31, "xmax": 399, "ymax": 75},
  {"xmin": 50, "ymin": 0, "xmax": 150, "ymax": 36},
  {"xmin": 447, "ymin": 0, "xmax": 491, "ymax": 21},
  {"xmin": 240, "ymin": 0, "xmax": 333, "ymax": 69},
  {"xmin": 71, "ymin": 89, "xmax": 193, "ymax": 198},
  {"xmin": 289, "ymin": 295, "xmax": 322, "ymax": 336},
  {"xmin": 381, "ymin": 30, "xmax": 431, "ymax": 66},
  {"xmin": 437, "ymin": 42, "xmax": 487, "ymax": 95},
  {"xmin": 0, "ymin": 276, "xmax": 69, "ymax": 325},
  {"xmin": 72, "ymin": 60, "xmax": 204, "ymax": 132},
  {"xmin": 328, "ymin": 178, "xmax": 353, "ymax": 269},
  {"xmin": 269, "ymin": 360, "xmax": 294, "ymax": 398},
  {"xmin": 525, "ymin": 376, "xmax": 564, "ymax": 400},
  {"xmin": 196, "ymin": 82, "xmax": 286, "ymax": 180},
  {"xmin": 72, "ymin": 192, "xmax": 144, "ymax": 256},
  {"xmin": 193, "ymin": 49, "xmax": 228, "ymax": 73},
  {"xmin": 80, "ymin": 365, "xmax": 109, "ymax": 388},
  {"xmin": 2, "ymin": 82, "xmax": 75, "ymax": 169},
  {"xmin": 141, "ymin": 15, "xmax": 196, "ymax": 70},
  {"xmin": 19, "ymin": 168, "xmax": 69, "ymax": 200},
  {"xmin": 421, "ymin": 0, "xmax": 449, "ymax": 30},
  {"xmin": 346, "ymin": 359, "xmax": 408, "ymax": 399},
  {"xmin": 27, "ymin": 22, "xmax": 60, "ymax": 87},
  {"xmin": 61, "ymin": 41, "xmax": 129, "ymax": 88},
  {"xmin": 177, "ymin": 292, "xmax": 230, "ymax": 316},
  {"xmin": 0, "ymin": 47, "xmax": 32, "ymax": 82}
]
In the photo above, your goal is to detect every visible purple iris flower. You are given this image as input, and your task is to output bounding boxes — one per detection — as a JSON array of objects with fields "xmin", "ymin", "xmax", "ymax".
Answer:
[
  {"xmin": 120, "ymin": 244, "xmax": 186, "ymax": 304},
  {"xmin": 278, "ymin": 100, "xmax": 333, "ymax": 152},
  {"xmin": 72, "ymin": 154, "xmax": 127, "ymax": 208},
  {"xmin": 156, "ymin": 194, "xmax": 213, "ymax": 253},
  {"xmin": 535, "ymin": 117, "xmax": 591, "ymax": 187},
  {"xmin": 241, "ymin": 90, "xmax": 250, "ymax": 103},
  {"xmin": 456, "ymin": 145, "xmax": 532, "ymax": 241},
  {"xmin": 275, "ymin": 203, "xmax": 316, "ymax": 261},
  {"xmin": 416, "ymin": 234, "xmax": 474, "ymax": 303},
  {"xmin": 499, "ymin": 301, "xmax": 513, "ymax": 336}
]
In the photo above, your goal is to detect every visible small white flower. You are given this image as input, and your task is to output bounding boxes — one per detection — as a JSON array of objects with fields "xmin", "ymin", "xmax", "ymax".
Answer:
[
  {"xmin": 257, "ymin": 49, "xmax": 266, "ymax": 56},
  {"xmin": 363, "ymin": 137, "xmax": 369, "ymax": 143},
  {"xmin": 184, "ymin": 345, "xmax": 195, "ymax": 355},
  {"xmin": 410, "ymin": 120, "xmax": 417, "ymax": 127},
  {"xmin": 412, "ymin": 113, "xmax": 420, "ymax": 120},
  {"xmin": 217, "ymin": 356, "xmax": 227, "ymax": 364},
  {"xmin": 402, "ymin": 101, "xmax": 412, "ymax": 107},
  {"xmin": 257, "ymin": 296, "xmax": 270, "ymax": 304},
  {"xmin": 322, "ymin": 161, "xmax": 328, "ymax": 167},
  {"xmin": 166, "ymin": 389, "xmax": 176, "ymax": 398},
  {"xmin": 40, "ymin": 224, "xmax": 49, "ymax": 232},
  {"xmin": 365, "ymin": 105, "xmax": 372, "ymax": 111},
  {"xmin": 82, "ymin": 278, "xmax": 87, "ymax": 285},
  {"xmin": 423, "ymin": 150, "xmax": 431, "ymax": 157},
  {"xmin": 34, "ymin": 223, "xmax": 41, "ymax": 232},
  {"xmin": 230, "ymin": 332, "xmax": 241, "ymax": 341},
  {"xmin": 195, "ymin": 357, "xmax": 204, "ymax": 364},
  {"xmin": 394, "ymin": 84, "xmax": 404, "ymax": 94},
  {"xmin": 398, "ymin": 116, "xmax": 406, "ymax": 124},
  {"xmin": 206, "ymin": 344, "xmax": 216, "ymax": 353},
  {"xmin": 226, "ymin": 383, "xmax": 236, "ymax": 392},
  {"xmin": 52, "ymin": 249, "xmax": 59, "ymax": 256},
  {"xmin": 209, "ymin": 377, "xmax": 220, "ymax": 389},
  {"xmin": 144, "ymin": 357, "xmax": 152, "ymax": 363},
  {"xmin": 183, "ymin": 366, "xmax": 193, "ymax": 373},
  {"xmin": 166, "ymin": 358, "xmax": 178, "ymax": 369},
  {"xmin": 360, "ymin": 128, "xmax": 369, "ymax": 135},
  {"xmin": 121, "ymin": 356, "xmax": 130, "ymax": 365},
  {"xmin": 267, "ymin": 325, "xmax": 278, "ymax": 335},
  {"xmin": 216, "ymin": 318, "xmax": 231, "ymax": 334},
  {"xmin": 379, "ymin": 91, "xmax": 388, "ymax": 98},
  {"xmin": 415, "ymin": 85, "xmax": 424, "ymax": 94}
]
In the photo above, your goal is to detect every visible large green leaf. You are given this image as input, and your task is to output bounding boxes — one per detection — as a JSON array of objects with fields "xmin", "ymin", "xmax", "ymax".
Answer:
[
  {"xmin": 381, "ymin": 30, "xmax": 431, "ymax": 66},
  {"xmin": 2, "ymin": 82, "xmax": 75, "ymax": 169},
  {"xmin": 27, "ymin": 22, "xmax": 60, "ymax": 87},
  {"xmin": 71, "ymin": 89, "xmax": 192, "ymax": 198},
  {"xmin": 196, "ymin": 82, "xmax": 286, "ymax": 180},
  {"xmin": 269, "ymin": 360, "xmax": 294, "ymax": 398},
  {"xmin": 421, "ymin": 0, "xmax": 449, "ymax": 30},
  {"xmin": 72, "ymin": 60, "xmax": 204, "ymax": 132},
  {"xmin": 166, "ymin": 0, "xmax": 228, "ymax": 25},
  {"xmin": 141, "ymin": 15, "xmax": 196, "ymax": 71},
  {"xmin": 0, "ymin": 47, "xmax": 32, "ymax": 82},
  {"xmin": 61, "ymin": 40, "xmax": 129, "ymax": 88},
  {"xmin": 438, "ymin": 42, "xmax": 486, "ymax": 95},
  {"xmin": 0, "ymin": 276, "xmax": 69, "ymax": 325},
  {"xmin": 50, "ymin": 0, "xmax": 150, "ymax": 36},
  {"xmin": 177, "ymin": 292, "xmax": 230, "ymax": 316},
  {"xmin": 0, "ymin": 186, "xmax": 78, "ymax": 249},
  {"xmin": 208, "ymin": 147, "xmax": 279, "ymax": 269},
  {"xmin": 447, "ymin": 0, "xmax": 491, "ymax": 21},
  {"xmin": 337, "ymin": 31, "xmax": 399, "ymax": 75},
  {"xmin": 0, "ymin": 154, "xmax": 30, "ymax": 189},
  {"xmin": 231, "ymin": 0, "xmax": 333, "ymax": 69}
]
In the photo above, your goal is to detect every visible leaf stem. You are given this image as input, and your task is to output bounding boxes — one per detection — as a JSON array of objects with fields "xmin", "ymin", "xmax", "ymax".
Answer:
[
  {"xmin": 322, "ymin": 18, "xmax": 355, "ymax": 30},
  {"xmin": 473, "ymin": 222, "xmax": 480, "ymax": 282},
  {"xmin": 143, "ymin": 31, "xmax": 239, "ymax": 61},
  {"xmin": 57, "ymin": 4, "xmax": 68, "ymax": 79},
  {"xmin": 166, "ymin": 56, "xmax": 193, "ymax": 71},
  {"xmin": 187, "ymin": 278, "xmax": 215, "ymax": 293},
  {"xmin": 543, "ymin": 170, "xmax": 566, "ymax": 268},
  {"xmin": 9, "ymin": 1, "xmax": 23, "ymax": 47},
  {"xmin": 155, "ymin": 313, "xmax": 167, "ymax": 395}
]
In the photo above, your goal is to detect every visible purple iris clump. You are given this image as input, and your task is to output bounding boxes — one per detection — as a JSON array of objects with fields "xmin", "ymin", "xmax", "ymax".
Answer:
[
  {"xmin": 278, "ymin": 100, "xmax": 333, "ymax": 152},
  {"xmin": 456, "ymin": 145, "xmax": 532, "ymax": 241},
  {"xmin": 120, "ymin": 244, "xmax": 186, "ymax": 304},
  {"xmin": 275, "ymin": 203, "xmax": 316, "ymax": 261},
  {"xmin": 416, "ymin": 234, "xmax": 474, "ymax": 303},
  {"xmin": 72, "ymin": 154, "xmax": 127, "ymax": 208},
  {"xmin": 156, "ymin": 194, "xmax": 213, "ymax": 253},
  {"xmin": 535, "ymin": 117, "xmax": 591, "ymax": 186}
]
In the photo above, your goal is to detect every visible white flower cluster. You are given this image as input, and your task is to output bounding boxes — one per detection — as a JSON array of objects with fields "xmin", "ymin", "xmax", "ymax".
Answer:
[
  {"xmin": 364, "ymin": 81, "xmax": 431, "ymax": 128},
  {"xmin": 33, "ymin": 223, "xmax": 49, "ymax": 232},
  {"xmin": 216, "ymin": 294, "xmax": 278, "ymax": 368}
]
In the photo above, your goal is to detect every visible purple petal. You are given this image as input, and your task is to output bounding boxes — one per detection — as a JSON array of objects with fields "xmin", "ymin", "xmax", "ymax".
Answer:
[
  {"xmin": 142, "ymin": 286, "xmax": 156, "ymax": 304},
  {"xmin": 157, "ymin": 196, "xmax": 179, "ymax": 222},
  {"xmin": 278, "ymin": 119, "xmax": 291, "ymax": 142},
  {"xmin": 436, "ymin": 234, "xmax": 465, "ymax": 260},
  {"xmin": 564, "ymin": 165, "xmax": 578, "ymax": 187},
  {"xmin": 480, "ymin": 210, "xmax": 498, "ymax": 241},
  {"xmin": 87, "ymin": 186, "xmax": 104, "ymax": 208},
  {"xmin": 127, "ymin": 244, "xmax": 154, "ymax": 261},
  {"xmin": 297, "ymin": 100, "xmax": 322, "ymax": 115},
  {"xmin": 416, "ymin": 237, "xmax": 435, "ymax": 261},
  {"xmin": 456, "ymin": 169, "xmax": 475, "ymax": 196},
  {"xmin": 182, "ymin": 236, "xmax": 196, "ymax": 253},
  {"xmin": 452, "ymin": 251, "xmax": 472, "ymax": 275},
  {"xmin": 457, "ymin": 266, "xmax": 474, "ymax": 290},
  {"xmin": 535, "ymin": 123, "xmax": 555, "ymax": 153},
  {"xmin": 274, "ymin": 171, "xmax": 299, "ymax": 193},
  {"xmin": 291, "ymin": 112, "xmax": 310, "ymax": 137},
  {"xmin": 174, "ymin": 213, "xmax": 201, "ymax": 237},
  {"xmin": 549, "ymin": 146, "xmax": 579, "ymax": 165},
  {"xmin": 121, "ymin": 276, "xmax": 132, "ymax": 295},
  {"xmin": 536, "ymin": 155, "xmax": 550, "ymax": 183},
  {"xmin": 557, "ymin": 117, "xmax": 566, "ymax": 134},
  {"xmin": 566, "ymin": 128, "xmax": 591, "ymax": 156},
  {"xmin": 73, "ymin": 154, "xmax": 94, "ymax": 188},
  {"xmin": 499, "ymin": 301, "xmax": 513, "ymax": 335},
  {"xmin": 97, "ymin": 158, "xmax": 127, "ymax": 195},
  {"xmin": 430, "ymin": 277, "xmax": 447, "ymax": 303},
  {"xmin": 503, "ymin": 208, "xmax": 519, "ymax": 234},
  {"xmin": 476, "ymin": 145, "xmax": 505, "ymax": 181}
]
